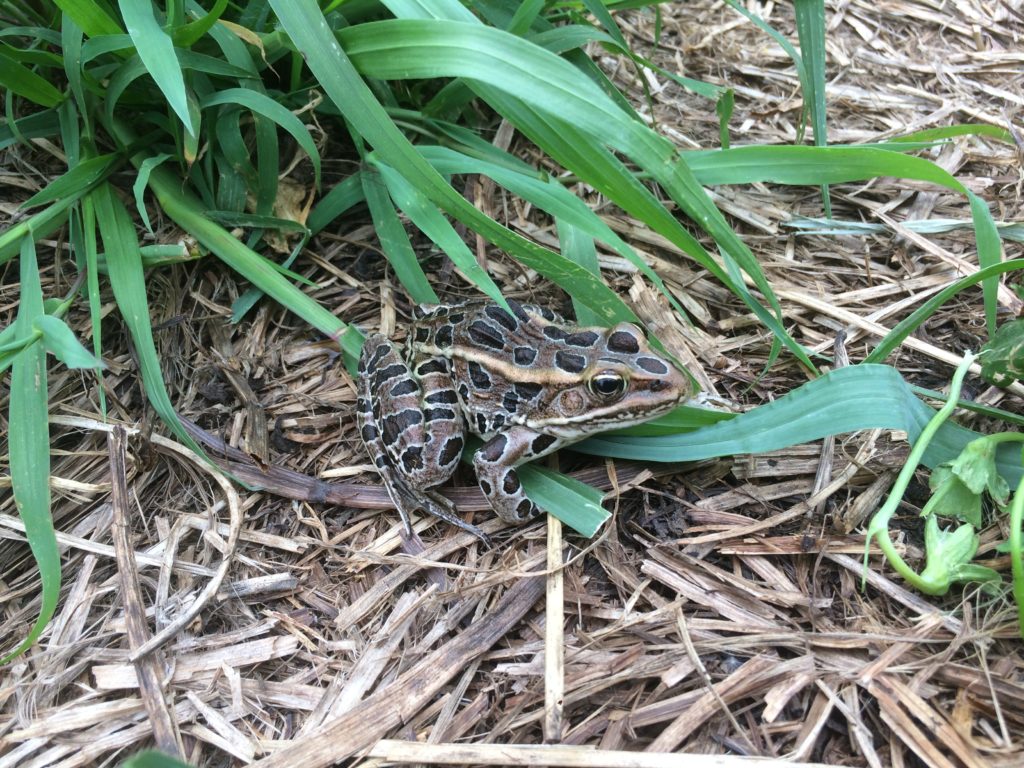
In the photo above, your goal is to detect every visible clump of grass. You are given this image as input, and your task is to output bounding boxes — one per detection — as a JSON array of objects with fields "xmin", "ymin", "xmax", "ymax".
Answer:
[{"xmin": 0, "ymin": 0, "xmax": 1020, "ymax": 664}]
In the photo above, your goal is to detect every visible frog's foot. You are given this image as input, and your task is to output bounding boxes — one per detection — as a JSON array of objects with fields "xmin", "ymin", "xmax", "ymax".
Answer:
[
  {"xmin": 473, "ymin": 426, "xmax": 563, "ymax": 524},
  {"xmin": 384, "ymin": 473, "xmax": 490, "ymax": 545}
]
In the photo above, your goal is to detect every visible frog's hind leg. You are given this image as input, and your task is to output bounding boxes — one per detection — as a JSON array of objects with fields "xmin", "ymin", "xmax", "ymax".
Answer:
[{"xmin": 357, "ymin": 334, "xmax": 488, "ymax": 543}]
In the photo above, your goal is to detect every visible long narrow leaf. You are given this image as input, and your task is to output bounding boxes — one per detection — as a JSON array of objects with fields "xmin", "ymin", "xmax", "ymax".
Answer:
[
  {"xmin": 2, "ymin": 236, "xmax": 60, "ymax": 663},
  {"xmin": 118, "ymin": 0, "xmax": 195, "ymax": 135},
  {"xmin": 580, "ymin": 364, "xmax": 1023, "ymax": 486},
  {"xmin": 374, "ymin": 160, "xmax": 504, "ymax": 305},
  {"xmin": 361, "ymin": 164, "xmax": 439, "ymax": 304},
  {"xmin": 92, "ymin": 183, "xmax": 204, "ymax": 454}
]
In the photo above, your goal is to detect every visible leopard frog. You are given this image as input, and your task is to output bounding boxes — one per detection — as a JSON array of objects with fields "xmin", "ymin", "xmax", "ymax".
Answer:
[{"xmin": 356, "ymin": 300, "xmax": 689, "ymax": 542}]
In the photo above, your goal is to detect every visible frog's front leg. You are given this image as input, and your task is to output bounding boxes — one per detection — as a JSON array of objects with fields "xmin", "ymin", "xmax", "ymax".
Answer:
[
  {"xmin": 358, "ymin": 334, "xmax": 487, "ymax": 542},
  {"xmin": 472, "ymin": 426, "xmax": 563, "ymax": 524}
]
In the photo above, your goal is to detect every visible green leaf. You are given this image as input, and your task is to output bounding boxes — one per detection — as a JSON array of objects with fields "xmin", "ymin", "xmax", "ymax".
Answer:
[
  {"xmin": 174, "ymin": 0, "xmax": 229, "ymax": 48},
  {"xmin": 103, "ymin": 114, "xmax": 364, "ymax": 371},
  {"xmin": 374, "ymin": 160, "xmax": 505, "ymax": 305},
  {"xmin": 1009, "ymin": 476, "xmax": 1024, "ymax": 638},
  {"xmin": 22, "ymin": 154, "xmax": 119, "ymax": 209},
  {"xmin": 118, "ymin": 0, "xmax": 195, "ymax": 136},
  {"xmin": 2, "ymin": 237, "xmax": 60, "ymax": 664},
  {"xmin": 360, "ymin": 164, "xmax": 439, "ymax": 305},
  {"xmin": 683, "ymin": 144, "xmax": 1002, "ymax": 334},
  {"xmin": 519, "ymin": 463, "xmax": 610, "ymax": 538},
  {"xmin": 866, "ymin": 259, "xmax": 1024, "ymax": 365},
  {"xmin": 308, "ymin": 173, "xmax": 365, "ymax": 235},
  {"xmin": 922, "ymin": 464, "xmax": 982, "ymax": 528},
  {"xmin": 54, "ymin": 0, "xmax": 123, "ymax": 37},
  {"xmin": 33, "ymin": 315, "xmax": 106, "ymax": 369},
  {"xmin": 916, "ymin": 516, "xmax": 996, "ymax": 595},
  {"xmin": 269, "ymin": 0, "xmax": 641, "ymax": 329},
  {"xmin": 92, "ymin": 182, "xmax": 203, "ymax": 454},
  {"xmin": 0, "ymin": 49, "xmax": 63, "ymax": 107},
  {"xmin": 581, "ymin": 364, "xmax": 1024, "ymax": 488},
  {"xmin": 201, "ymin": 88, "xmax": 321, "ymax": 189},
  {"xmin": 980, "ymin": 318, "xmax": 1024, "ymax": 386},
  {"xmin": 121, "ymin": 750, "xmax": 196, "ymax": 768},
  {"xmin": 951, "ymin": 436, "xmax": 1010, "ymax": 504}
]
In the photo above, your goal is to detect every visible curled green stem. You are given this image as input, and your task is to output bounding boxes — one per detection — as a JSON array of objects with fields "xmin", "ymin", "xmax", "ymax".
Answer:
[{"xmin": 863, "ymin": 351, "xmax": 976, "ymax": 595}]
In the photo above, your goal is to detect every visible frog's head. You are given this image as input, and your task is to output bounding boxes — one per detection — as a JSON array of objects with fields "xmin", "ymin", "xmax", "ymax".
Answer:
[{"xmin": 533, "ymin": 321, "xmax": 691, "ymax": 438}]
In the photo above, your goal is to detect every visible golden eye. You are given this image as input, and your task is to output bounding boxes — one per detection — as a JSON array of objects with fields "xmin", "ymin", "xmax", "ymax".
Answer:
[{"xmin": 588, "ymin": 370, "xmax": 627, "ymax": 400}]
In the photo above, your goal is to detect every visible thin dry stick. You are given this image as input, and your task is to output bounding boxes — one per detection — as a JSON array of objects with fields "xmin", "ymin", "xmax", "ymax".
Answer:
[
  {"xmin": 250, "ymin": 574, "xmax": 546, "ymax": 768},
  {"xmin": 367, "ymin": 740, "xmax": 835, "ymax": 767},
  {"xmin": 107, "ymin": 426, "xmax": 184, "ymax": 759},
  {"xmin": 544, "ymin": 514, "xmax": 565, "ymax": 742}
]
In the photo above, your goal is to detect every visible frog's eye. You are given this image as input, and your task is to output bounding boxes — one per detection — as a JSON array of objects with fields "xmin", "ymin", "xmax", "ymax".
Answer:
[{"xmin": 588, "ymin": 370, "xmax": 628, "ymax": 400}]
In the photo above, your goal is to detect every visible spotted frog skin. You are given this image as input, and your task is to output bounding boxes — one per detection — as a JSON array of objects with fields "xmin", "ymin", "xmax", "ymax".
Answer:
[{"xmin": 356, "ymin": 300, "xmax": 689, "ymax": 542}]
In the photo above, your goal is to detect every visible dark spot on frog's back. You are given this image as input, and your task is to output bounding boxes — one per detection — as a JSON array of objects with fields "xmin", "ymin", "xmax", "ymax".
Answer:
[
  {"xmin": 389, "ymin": 378, "xmax": 418, "ymax": 397},
  {"xmin": 439, "ymin": 436, "xmax": 463, "ymax": 466},
  {"xmin": 531, "ymin": 434, "xmax": 557, "ymax": 454},
  {"xmin": 637, "ymin": 356, "xmax": 670, "ymax": 375},
  {"xmin": 543, "ymin": 325, "xmax": 568, "ymax": 341},
  {"xmin": 416, "ymin": 359, "xmax": 448, "ymax": 376},
  {"xmin": 514, "ymin": 382, "xmax": 543, "ymax": 400},
  {"xmin": 555, "ymin": 350, "xmax": 586, "ymax": 373},
  {"xmin": 476, "ymin": 413, "xmax": 489, "ymax": 434},
  {"xmin": 484, "ymin": 305, "xmax": 518, "ymax": 331},
  {"xmin": 425, "ymin": 389, "xmax": 458, "ymax": 405},
  {"xmin": 480, "ymin": 434, "xmax": 508, "ymax": 463},
  {"xmin": 381, "ymin": 409, "xmax": 423, "ymax": 444},
  {"xmin": 401, "ymin": 446, "xmax": 423, "ymax": 472},
  {"xmin": 374, "ymin": 363, "xmax": 407, "ymax": 386},
  {"xmin": 434, "ymin": 324, "xmax": 454, "ymax": 348},
  {"xmin": 513, "ymin": 346, "xmax": 537, "ymax": 366},
  {"xmin": 468, "ymin": 361, "xmax": 492, "ymax": 389},
  {"xmin": 425, "ymin": 407, "xmax": 456, "ymax": 422},
  {"xmin": 468, "ymin": 320, "xmax": 505, "ymax": 350},
  {"xmin": 502, "ymin": 390, "xmax": 519, "ymax": 413},
  {"xmin": 607, "ymin": 330, "xmax": 641, "ymax": 354},
  {"xmin": 414, "ymin": 326, "xmax": 430, "ymax": 343},
  {"xmin": 566, "ymin": 331, "xmax": 600, "ymax": 347},
  {"xmin": 516, "ymin": 499, "xmax": 536, "ymax": 519}
]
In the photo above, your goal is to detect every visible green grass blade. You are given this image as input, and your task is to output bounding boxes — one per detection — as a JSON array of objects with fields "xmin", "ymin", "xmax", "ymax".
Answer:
[
  {"xmin": 338, "ymin": 16, "xmax": 812, "ymax": 369},
  {"xmin": 118, "ymin": 0, "xmax": 195, "ymax": 136},
  {"xmin": 103, "ymin": 114, "xmax": 364, "ymax": 369},
  {"xmin": 0, "ymin": 109, "xmax": 62, "ymax": 150},
  {"xmin": 201, "ymin": 88, "xmax": 321, "ymax": 189},
  {"xmin": 792, "ymin": 0, "xmax": 830, "ymax": 213},
  {"xmin": 54, "ymin": 0, "xmax": 123, "ymax": 37},
  {"xmin": 2, "ymin": 236, "xmax": 60, "ymax": 663},
  {"xmin": 684, "ymin": 144, "xmax": 1002, "ymax": 333},
  {"xmin": 556, "ymin": 220, "xmax": 602, "ymax": 327},
  {"xmin": 0, "ymin": 196, "xmax": 76, "ymax": 264},
  {"xmin": 21, "ymin": 154, "xmax": 118, "ymax": 209},
  {"xmin": 308, "ymin": 173, "xmax": 365, "ymax": 235},
  {"xmin": 174, "ymin": 0, "xmax": 228, "ymax": 48},
  {"xmin": 92, "ymin": 182, "xmax": 206, "ymax": 454},
  {"xmin": 0, "ymin": 49, "xmax": 63, "ymax": 107},
  {"xmin": 374, "ymin": 160, "xmax": 504, "ymax": 305},
  {"xmin": 33, "ymin": 315, "xmax": 105, "ymax": 369},
  {"xmin": 360, "ymin": 164, "xmax": 439, "ymax": 304},
  {"xmin": 865, "ymin": 259, "xmax": 1024, "ymax": 364},
  {"xmin": 580, "ymin": 364, "xmax": 1023, "ymax": 486},
  {"xmin": 520, "ymin": 464, "xmax": 609, "ymax": 538}
]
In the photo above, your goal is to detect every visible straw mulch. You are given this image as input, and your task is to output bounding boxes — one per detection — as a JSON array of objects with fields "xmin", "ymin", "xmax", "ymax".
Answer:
[{"xmin": 2, "ymin": 2, "xmax": 1022, "ymax": 766}]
